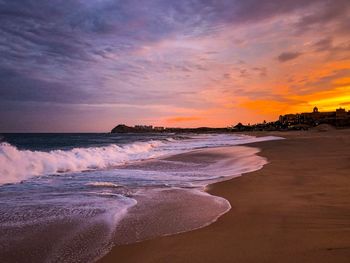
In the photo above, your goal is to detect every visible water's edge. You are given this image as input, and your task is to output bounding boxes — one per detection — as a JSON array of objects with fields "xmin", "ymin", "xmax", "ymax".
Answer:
[
  {"xmin": 0, "ymin": 134, "xmax": 283, "ymax": 263},
  {"xmin": 95, "ymin": 145, "xmax": 270, "ymax": 262}
]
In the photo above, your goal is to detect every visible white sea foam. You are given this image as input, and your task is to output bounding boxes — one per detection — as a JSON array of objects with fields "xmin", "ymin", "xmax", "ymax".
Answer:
[
  {"xmin": 0, "ymin": 134, "xmax": 284, "ymax": 262},
  {"xmin": 0, "ymin": 140, "xmax": 165, "ymax": 185},
  {"xmin": 0, "ymin": 134, "xmax": 283, "ymax": 185}
]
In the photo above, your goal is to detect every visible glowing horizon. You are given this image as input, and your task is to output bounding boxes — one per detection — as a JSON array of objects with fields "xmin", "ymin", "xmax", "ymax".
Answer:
[{"xmin": 0, "ymin": 0, "xmax": 349, "ymax": 132}]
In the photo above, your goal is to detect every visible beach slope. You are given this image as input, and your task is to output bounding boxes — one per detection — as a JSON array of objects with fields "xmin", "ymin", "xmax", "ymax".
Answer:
[{"xmin": 100, "ymin": 130, "xmax": 350, "ymax": 263}]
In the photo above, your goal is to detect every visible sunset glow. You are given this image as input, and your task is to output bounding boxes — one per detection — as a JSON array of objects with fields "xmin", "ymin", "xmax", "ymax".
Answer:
[{"xmin": 0, "ymin": 0, "xmax": 349, "ymax": 131}]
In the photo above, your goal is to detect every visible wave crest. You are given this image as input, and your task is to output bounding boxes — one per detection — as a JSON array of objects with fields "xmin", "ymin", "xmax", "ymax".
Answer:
[{"xmin": 0, "ymin": 141, "xmax": 164, "ymax": 185}]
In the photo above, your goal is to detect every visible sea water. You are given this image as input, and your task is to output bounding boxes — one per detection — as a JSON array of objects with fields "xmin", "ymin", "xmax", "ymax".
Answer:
[{"xmin": 0, "ymin": 133, "xmax": 282, "ymax": 262}]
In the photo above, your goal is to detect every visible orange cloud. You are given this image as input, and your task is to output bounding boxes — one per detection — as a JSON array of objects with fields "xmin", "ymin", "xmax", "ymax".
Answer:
[{"xmin": 241, "ymin": 85, "xmax": 350, "ymax": 117}]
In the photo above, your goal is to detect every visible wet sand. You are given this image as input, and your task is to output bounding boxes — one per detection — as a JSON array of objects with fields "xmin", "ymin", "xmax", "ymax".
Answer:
[{"xmin": 100, "ymin": 129, "xmax": 350, "ymax": 263}]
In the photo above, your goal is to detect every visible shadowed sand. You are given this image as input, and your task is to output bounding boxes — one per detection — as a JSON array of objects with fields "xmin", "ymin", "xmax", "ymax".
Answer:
[{"xmin": 100, "ymin": 129, "xmax": 350, "ymax": 263}]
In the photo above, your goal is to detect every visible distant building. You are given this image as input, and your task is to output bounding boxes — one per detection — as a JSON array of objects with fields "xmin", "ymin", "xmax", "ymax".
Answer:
[
  {"xmin": 279, "ymin": 107, "xmax": 350, "ymax": 127},
  {"xmin": 153, "ymin": 126, "xmax": 165, "ymax": 131},
  {"xmin": 134, "ymin": 125, "xmax": 153, "ymax": 131}
]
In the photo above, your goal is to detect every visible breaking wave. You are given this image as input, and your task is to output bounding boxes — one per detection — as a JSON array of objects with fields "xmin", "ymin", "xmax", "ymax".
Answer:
[
  {"xmin": 0, "ymin": 141, "xmax": 165, "ymax": 185},
  {"xmin": 0, "ymin": 134, "xmax": 283, "ymax": 186}
]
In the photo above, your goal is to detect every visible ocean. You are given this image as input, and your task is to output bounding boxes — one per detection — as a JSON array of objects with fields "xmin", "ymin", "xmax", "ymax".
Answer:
[{"xmin": 0, "ymin": 133, "xmax": 281, "ymax": 262}]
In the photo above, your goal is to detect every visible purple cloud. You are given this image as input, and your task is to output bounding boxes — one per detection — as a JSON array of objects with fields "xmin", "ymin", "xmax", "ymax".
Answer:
[
  {"xmin": 1, "ymin": 0, "xmax": 349, "ymax": 131},
  {"xmin": 277, "ymin": 52, "xmax": 302, "ymax": 62}
]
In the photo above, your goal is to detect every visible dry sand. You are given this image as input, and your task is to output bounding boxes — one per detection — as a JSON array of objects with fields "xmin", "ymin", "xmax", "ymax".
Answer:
[{"xmin": 99, "ymin": 129, "xmax": 350, "ymax": 263}]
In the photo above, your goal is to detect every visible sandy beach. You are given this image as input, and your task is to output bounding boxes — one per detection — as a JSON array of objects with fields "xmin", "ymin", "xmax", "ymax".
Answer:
[{"xmin": 100, "ymin": 129, "xmax": 350, "ymax": 263}]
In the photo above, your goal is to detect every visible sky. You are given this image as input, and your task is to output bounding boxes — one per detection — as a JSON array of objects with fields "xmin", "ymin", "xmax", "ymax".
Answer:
[{"xmin": 1, "ymin": 0, "xmax": 350, "ymax": 132}]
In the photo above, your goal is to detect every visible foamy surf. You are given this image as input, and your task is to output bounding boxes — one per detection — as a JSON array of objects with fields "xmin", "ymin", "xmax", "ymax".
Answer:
[
  {"xmin": 0, "ymin": 140, "xmax": 165, "ymax": 185},
  {"xmin": 0, "ymin": 134, "xmax": 282, "ymax": 185},
  {"xmin": 0, "ymin": 133, "xmax": 283, "ymax": 262},
  {"xmin": 106, "ymin": 145, "xmax": 271, "ymax": 249}
]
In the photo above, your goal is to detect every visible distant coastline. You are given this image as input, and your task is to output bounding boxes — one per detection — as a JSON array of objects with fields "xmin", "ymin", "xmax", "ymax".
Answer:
[
  {"xmin": 111, "ymin": 107, "xmax": 350, "ymax": 133},
  {"xmin": 111, "ymin": 124, "xmax": 231, "ymax": 133}
]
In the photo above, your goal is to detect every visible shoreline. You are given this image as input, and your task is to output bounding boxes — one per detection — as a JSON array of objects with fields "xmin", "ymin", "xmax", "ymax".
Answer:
[
  {"xmin": 0, "ymin": 133, "xmax": 279, "ymax": 263},
  {"xmin": 99, "ymin": 129, "xmax": 350, "ymax": 263},
  {"xmin": 95, "ymin": 145, "xmax": 269, "ymax": 255}
]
